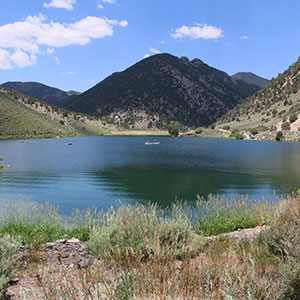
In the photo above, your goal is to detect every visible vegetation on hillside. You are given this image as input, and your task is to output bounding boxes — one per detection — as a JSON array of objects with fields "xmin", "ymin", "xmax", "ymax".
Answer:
[
  {"xmin": 216, "ymin": 55, "xmax": 300, "ymax": 142},
  {"xmin": 64, "ymin": 53, "xmax": 260, "ymax": 130},
  {"xmin": 1, "ymin": 81, "xmax": 80, "ymax": 107},
  {"xmin": 0, "ymin": 87, "xmax": 105, "ymax": 140}
]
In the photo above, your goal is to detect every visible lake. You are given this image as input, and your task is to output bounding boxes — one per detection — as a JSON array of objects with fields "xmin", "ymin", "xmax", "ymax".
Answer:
[{"xmin": 1, "ymin": 136, "xmax": 300, "ymax": 214}]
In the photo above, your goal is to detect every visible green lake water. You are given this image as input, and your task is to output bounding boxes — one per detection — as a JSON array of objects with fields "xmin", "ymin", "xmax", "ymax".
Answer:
[{"xmin": 1, "ymin": 136, "xmax": 300, "ymax": 214}]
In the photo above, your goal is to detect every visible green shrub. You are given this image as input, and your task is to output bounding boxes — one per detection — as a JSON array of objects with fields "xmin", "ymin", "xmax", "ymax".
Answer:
[
  {"xmin": 263, "ymin": 195, "xmax": 300, "ymax": 299},
  {"xmin": 250, "ymin": 128, "xmax": 259, "ymax": 135},
  {"xmin": 168, "ymin": 121, "xmax": 180, "ymax": 137},
  {"xmin": 281, "ymin": 121, "xmax": 291, "ymax": 130},
  {"xmin": 0, "ymin": 235, "xmax": 21, "ymax": 297},
  {"xmin": 276, "ymin": 131, "xmax": 283, "ymax": 141},
  {"xmin": 195, "ymin": 127, "xmax": 204, "ymax": 134},
  {"xmin": 229, "ymin": 130, "xmax": 244, "ymax": 140},
  {"xmin": 289, "ymin": 113, "xmax": 298, "ymax": 123},
  {"xmin": 88, "ymin": 203, "xmax": 193, "ymax": 260}
]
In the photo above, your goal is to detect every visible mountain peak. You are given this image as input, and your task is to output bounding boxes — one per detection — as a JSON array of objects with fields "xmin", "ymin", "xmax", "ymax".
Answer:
[{"xmin": 64, "ymin": 53, "xmax": 259, "ymax": 129}]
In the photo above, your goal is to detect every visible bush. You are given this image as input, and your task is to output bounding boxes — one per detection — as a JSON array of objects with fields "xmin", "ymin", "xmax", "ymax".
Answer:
[
  {"xmin": 195, "ymin": 127, "xmax": 204, "ymax": 134},
  {"xmin": 0, "ymin": 235, "xmax": 21, "ymax": 297},
  {"xmin": 250, "ymin": 128, "xmax": 259, "ymax": 135},
  {"xmin": 281, "ymin": 121, "xmax": 291, "ymax": 130},
  {"xmin": 229, "ymin": 130, "xmax": 244, "ymax": 140},
  {"xmin": 222, "ymin": 125, "xmax": 230, "ymax": 130},
  {"xmin": 168, "ymin": 121, "xmax": 180, "ymax": 137},
  {"xmin": 276, "ymin": 131, "xmax": 283, "ymax": 141},
  {"xmin": 263, "ymin": 195, "xmax": 300, "ymax": 299},
  {"xmin": 289, "ymin": 113, "xmax": 298, "ymax": 123},
  {"xmin": 88, "ymin": 203, "xmax": 193, "ymax": 260}
]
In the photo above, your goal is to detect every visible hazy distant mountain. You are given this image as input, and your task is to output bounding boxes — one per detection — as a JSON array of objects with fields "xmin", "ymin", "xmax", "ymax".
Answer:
[
  {"xmin": 64, "ymin": 53, "xmax": 260, "ymax": 129},
  {"xmin": 1, "ymin": 81, "xmax": 80, "ymax": 107},
  {"xmin": 217, "ymin": 55, "xmax": 300, "ymax": 140},
  {"xmin": 231, "ymin": 72, "xmax": 269, "ymax": 89}
]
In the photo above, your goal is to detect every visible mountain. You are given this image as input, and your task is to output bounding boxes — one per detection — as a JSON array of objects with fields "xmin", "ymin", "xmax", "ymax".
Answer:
[
  {"xmin": 216, "ymin": 55, "xmax": 300, "ymax": 141},
  {"xmin": 1, "ymin": 81, "xmax": 80, "ymax": 107},
  {"xmin": 231, "ymin": 72, "xmax": 270, "ymax": 89},
  {"xmin": 0, "ymin": 86, "xmax": 104, "ymax": 139},
  {"xmin": 64, "ymin": 53, "xmax": 260, "ymax": 129}
]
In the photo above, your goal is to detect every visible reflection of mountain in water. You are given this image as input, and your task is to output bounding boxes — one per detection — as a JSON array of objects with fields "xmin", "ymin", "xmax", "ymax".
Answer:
[{"xmin": 87, "ymin": 165, "xmax": 282, "ymax": 207}]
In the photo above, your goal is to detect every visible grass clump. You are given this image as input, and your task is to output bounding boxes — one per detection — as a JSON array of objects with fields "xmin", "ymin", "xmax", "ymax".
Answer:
[
  {"xmin": 195, "ymin": 194, "xmax": 276, "ymax": 236},
  {"xmin": 0, "ymin": 201, "xmax": 98, "ymax": 249},
  {"xmin": 0, "ymin": 234, "xmax": 21, "ymax": 297},
  {"xmin": 88, "ymin": 202, "xmax": 193, "ymax": 261},
  {"xmin": 263, "ymin": 194, "xmax": 300, "ymax": 299}
]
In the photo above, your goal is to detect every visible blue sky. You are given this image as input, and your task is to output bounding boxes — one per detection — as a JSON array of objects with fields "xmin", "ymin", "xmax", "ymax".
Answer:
[{"xmin": 0, "ymin": 0, "xmax": 300, "ymax": 92}]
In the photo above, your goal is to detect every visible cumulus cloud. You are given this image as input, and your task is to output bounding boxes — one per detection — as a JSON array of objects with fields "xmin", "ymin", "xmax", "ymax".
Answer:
[
  {"xmin": 0, "ymin": 14, "xmax": 127, "ymax": 69},
  {"xmin": 11, "ymin": 50, "xmax": 36, "ymax": 68},
  {"xmin": 171, "ymin": 24, "xmax": 223, "ymax": 40},
  {"xmin": 88, "ymin": 79, "xmax": 95, "ymax": 83},
  {"xmin": 160, "ymin": 40, "xmax": 166, "ymax": 44},
  {"xmin": 97, "ymin": 3, "xmax": 104, "ymax": 9},
  {"xmin": 0, "ymin": 49, "xmax": 12, "ymax": 69},
  {"xmin": 102, "ymin": 0, "xmax": 116, "ymax": 3},
  {"xmin": 240, "ymin": 35, "xmax": 249, "ymax": 40},
  {"xmin": 44, "ymin": 0, "xmax": 76, "ymax": 11},
  {"xmin": 143, "ymin": 53, "xmax": 150, "ymax": 59}
]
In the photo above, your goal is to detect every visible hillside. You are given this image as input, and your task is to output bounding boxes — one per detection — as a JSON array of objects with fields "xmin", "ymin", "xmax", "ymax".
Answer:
[
  {"xmin": 216, "ymin": 55, "xmax": 300, "ymax": 141},
  {"xmin": 231, "ymin": 72, "xmax": 269, "ymax": 89},
  {"xmin": 1, "ymin": 81, "xmax": 80, "ymax": 107},
  {"xmin": 0, "ymin": 87, "xmax": 105, "ymax": 140},
  {"xmin": 64, "ymin": 53, "xmax": 260, "ymax": 129}
]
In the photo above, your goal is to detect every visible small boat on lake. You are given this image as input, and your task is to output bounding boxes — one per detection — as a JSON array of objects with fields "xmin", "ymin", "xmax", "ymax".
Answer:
[
  {"xmin": 65, "ymin": 142, "xmax": 72, "ymax": 146},
  {"xmin": 145, "ymin": 141, "xmax": 160, "ymax": 145}
]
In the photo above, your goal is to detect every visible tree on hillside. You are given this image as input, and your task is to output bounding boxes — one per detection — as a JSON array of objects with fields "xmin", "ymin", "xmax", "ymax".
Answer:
[{"xmin": 168, "ymin": 121, "xmax": 180, "ymax": 137}]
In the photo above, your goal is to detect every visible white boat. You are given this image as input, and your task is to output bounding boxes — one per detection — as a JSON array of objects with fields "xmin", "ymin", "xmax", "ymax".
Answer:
[{"xmin": 145, "ymin": 141, "xmax": 160, "ymax": 145}]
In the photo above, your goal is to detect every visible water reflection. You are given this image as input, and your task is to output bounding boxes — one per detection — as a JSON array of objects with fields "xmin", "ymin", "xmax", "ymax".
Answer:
[{"xmin": 1, "ymin": 136, "xmax": 300, "ymax": 214}]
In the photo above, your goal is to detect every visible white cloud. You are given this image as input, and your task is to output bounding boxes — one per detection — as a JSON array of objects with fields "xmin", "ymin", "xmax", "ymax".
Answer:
[
  {"xmin": 0, "ymin": 14, "xmax": 127, "ymax": 69},
  {"xmin": 119, "ymin": 20, "xmax": 128, "ymax": 27},
  {"xmin": 143, "ymin": 53, "xmax": 150, "ymax": 59},
  {"xmin": 160, "ymin": 40, "xmax": 166, "ymax": 44},
  {"xmin": 240, "ymin": 35, "xmax": 249, "ymax": 40},
  {"xmin": 0, "ymin": 49, "xmax": 12, "ymax": 69},
  {"xmin": 47, "ymin": 48, "xmax": 54, "ymax": 54},
  {"xmin": 102, "ymin": 0, "xmax": 116, "ymax": 3},
  {"xmin": 97, "ymin": 3, "xmax": 104, "ymax": 9},
  {"xmin": 44, "ymin": 0, "xmax": 76, "ymax": 11},
  {"xmin": 55, "ymin": 56, "xmax": 60, "ymax": 64},
  {"xmin": 149, "ymin": 47, "xmax": 160, "ymax": 54},
  {"xmin": 171, "ymin": 24, "xmax": 223, "ymax": 40},
  {"xmin": 88, "ymin": 79, "xmax": 95, "ymax": 83},
  {"xmin": 11, "ymin": 50, "xmax": 36, "ymax": 68}
]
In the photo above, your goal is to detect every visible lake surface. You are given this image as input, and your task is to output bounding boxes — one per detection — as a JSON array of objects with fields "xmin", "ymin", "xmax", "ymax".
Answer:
[{"xmin": 1, "ymin": 136, "xmax": 300, "ymax": 214}]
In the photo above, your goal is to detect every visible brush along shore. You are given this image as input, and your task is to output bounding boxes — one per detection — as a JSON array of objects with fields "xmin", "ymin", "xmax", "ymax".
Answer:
[{"xmin": 0, "ymin": 194, "xmax": 299, "ymax": 299}]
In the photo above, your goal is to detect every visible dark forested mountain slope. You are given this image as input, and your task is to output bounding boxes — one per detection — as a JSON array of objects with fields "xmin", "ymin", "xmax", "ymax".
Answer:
[
  {"xmin": 1, "ymin": 81, "xmax": 80, "ymax": 107},
  {"xmin": 64, "ymin": 53, "xmax": 259, "ymax": 129}
]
